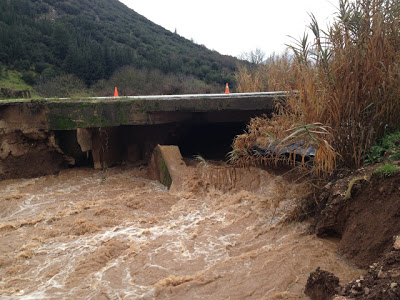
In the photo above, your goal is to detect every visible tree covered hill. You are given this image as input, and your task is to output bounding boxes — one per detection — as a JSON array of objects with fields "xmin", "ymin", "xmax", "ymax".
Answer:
[{"xmin": 0, "ymin": 0, "xmax": 242, "ymax": 95}]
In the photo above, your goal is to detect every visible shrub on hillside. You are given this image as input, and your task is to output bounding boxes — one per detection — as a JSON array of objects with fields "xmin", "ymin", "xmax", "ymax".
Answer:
[
  {"xmin": 35, "ymin": 74, "xmax": 87, "ymax": 98},
  {"xmin": 21, "ymin": 71, "xmax": 37, "ymax": 85}
]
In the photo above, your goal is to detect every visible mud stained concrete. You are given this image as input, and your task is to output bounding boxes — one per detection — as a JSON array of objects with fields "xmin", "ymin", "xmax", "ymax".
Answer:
[{"xmin": 0, "ymin": 164, "xmax": 363, "ymax": 299}]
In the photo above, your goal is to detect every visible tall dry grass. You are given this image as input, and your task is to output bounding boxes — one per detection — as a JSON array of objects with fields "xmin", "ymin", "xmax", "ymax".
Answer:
[
  {"xmin": 233, "ymin": 0, "xmax": 400, "ymax": 174},
  {"xmin": 235, "ymin": 52, "xmax": 296, "ymax": 93},
  {"xmin": 235, "ymin": 65, "xmax": 265, "ymax": 92}
]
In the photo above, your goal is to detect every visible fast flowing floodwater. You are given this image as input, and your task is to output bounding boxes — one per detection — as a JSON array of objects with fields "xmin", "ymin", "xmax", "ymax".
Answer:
[{"xmin": 0, "ymin": 164, "xmax": 362, "ymax": 299}]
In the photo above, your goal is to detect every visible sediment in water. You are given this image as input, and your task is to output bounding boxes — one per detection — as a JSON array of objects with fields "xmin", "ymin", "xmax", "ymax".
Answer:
[{"xmin": 0, "ymin": 163, "xmax": 363, "ymax": 299}]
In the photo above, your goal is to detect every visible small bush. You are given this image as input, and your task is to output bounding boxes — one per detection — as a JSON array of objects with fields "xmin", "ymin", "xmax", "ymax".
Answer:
[
  {"xmin": 21, "ymin": 71, "xmax": 37, "ymax": 85},
  {"xmin": 390, "ymin": 151, "xmax": 400, "ymax": 161},
  {"xmin": 35, "ymin": 62, "xmax": 51, "ymax": 74}
]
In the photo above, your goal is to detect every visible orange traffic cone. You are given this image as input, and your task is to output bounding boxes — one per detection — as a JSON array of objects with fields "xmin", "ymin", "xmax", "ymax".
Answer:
[
  {"xmin": 225, "ymin": 83, "xmax": 230, "ymax": 94},
  {"xmin": 114, "ymin": 87, "xmax": 119, "ymax": 97}
]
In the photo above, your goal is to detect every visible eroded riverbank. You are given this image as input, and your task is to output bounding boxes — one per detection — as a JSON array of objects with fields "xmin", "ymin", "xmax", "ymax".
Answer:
[{"xmin": 0, "ymin": 164, "xmax": 362, "ymax": 299}]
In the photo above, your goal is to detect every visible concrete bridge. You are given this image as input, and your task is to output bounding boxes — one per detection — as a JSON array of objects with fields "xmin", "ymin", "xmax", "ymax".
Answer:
[
  {"xmin": 0, "ymin": 92, "xmax": 287, "ymax": 179},
  {"xmin": 0, "ymin": 92, "xmax": 286, "ymax": 129}
]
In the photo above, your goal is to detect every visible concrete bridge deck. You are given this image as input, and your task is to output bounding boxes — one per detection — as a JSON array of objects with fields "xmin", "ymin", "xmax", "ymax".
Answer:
[
  {"xmin": 0, "ymin": 92, "xmax": 287, "ymax": 130},
  {"xmin": 0, "ymin": 92, "xmax": 288, "ymax": 178}
]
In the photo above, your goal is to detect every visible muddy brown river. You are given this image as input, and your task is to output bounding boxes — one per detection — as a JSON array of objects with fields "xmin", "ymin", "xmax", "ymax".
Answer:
[{"xmin": 0, "ymin": 163, "xmax": 362, "ymax": 299}]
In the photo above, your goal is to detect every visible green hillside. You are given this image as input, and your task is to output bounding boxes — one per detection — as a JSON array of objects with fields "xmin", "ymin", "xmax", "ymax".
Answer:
[{"xmin": 0, "ymin": 0, "xmax": 242, "ymax": 97}]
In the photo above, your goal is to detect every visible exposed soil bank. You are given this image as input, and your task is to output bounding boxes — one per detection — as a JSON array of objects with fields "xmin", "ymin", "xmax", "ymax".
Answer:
[
  {"xmin": 316, "ymin": 171, "xmax": 400, "ymax": 268},
  {"xmin": 306, "ymin": 169, "xmax": 400, "ymax": 299},
  {"xmin": 305, "ymin": 247, "xmax": 400, "ymax": 300},
  {"xmin": 341, "ymin": 247, "xmax": 400, "ymax": 299},
  {"xmin": 0, "ymin": 129, "xmax": 72, "ymax": 180}
]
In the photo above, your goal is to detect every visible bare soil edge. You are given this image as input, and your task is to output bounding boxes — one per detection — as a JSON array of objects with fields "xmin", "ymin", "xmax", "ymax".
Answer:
[
  {"xmin": 306, "ymin": 169, "xmax": 400, "ymax": 299},
  {"xmin": 0, "ymin": 129, "xmax": 73, "ymax": 180}
]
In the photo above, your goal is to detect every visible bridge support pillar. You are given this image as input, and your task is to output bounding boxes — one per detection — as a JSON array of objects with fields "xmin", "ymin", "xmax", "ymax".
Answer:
[{"xmin": 77, "ymin": 127, "xmax": 121, "ymax": 169}]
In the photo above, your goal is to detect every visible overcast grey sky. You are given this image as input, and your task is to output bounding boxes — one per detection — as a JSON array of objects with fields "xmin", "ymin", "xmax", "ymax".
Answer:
[{"xmin": 119, "ymin": 0, "xmax": 338, "ymax": 58}]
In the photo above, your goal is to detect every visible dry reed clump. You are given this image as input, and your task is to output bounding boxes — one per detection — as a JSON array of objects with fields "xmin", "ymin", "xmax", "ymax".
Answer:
[
  {"xmin": 233, "ymin": 0, "xmax": 400, "ymax": 175},
  {"xmin": 230, "ymin": 115, "xmax": 339, "ymax": 177},
  {"xmin": 235, "ymin": 52, "xmax": 297, "ymax": 93},
  {"xmin": 235, "ymin": 65, "xmax": 268, "ymax": 92}
]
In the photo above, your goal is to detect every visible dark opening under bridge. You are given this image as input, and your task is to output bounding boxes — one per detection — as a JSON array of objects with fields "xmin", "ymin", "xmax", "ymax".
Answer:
[{"xmin": 0, "ymin": 92, "xmax": 287, "ymax": 178}]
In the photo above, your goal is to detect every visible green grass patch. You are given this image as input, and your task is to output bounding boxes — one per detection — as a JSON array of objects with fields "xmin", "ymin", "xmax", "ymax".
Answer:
[
  {"xmin": 373, "ymin": 163, "xmax": 399, "ymax": 178},
  {"xmin": 0, "ymin": 70, "xmax": 33, "ymax": 91},
  {"xmin": 364, "ymin": 130, "xmax": 400, "ymax": 165}
]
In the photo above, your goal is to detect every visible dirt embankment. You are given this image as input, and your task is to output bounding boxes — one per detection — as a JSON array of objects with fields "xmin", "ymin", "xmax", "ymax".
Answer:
[
  {"xmin": 0, "ymin": 129, "xmax": 72, "ymax": 180},
  {"xmin": 306, "ymin": 170, "xmax": 400, "ymax": 299},
  {"xmin": 305, "ymin": 245, "xmax": 400, "ymax": 300}
]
